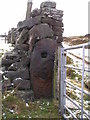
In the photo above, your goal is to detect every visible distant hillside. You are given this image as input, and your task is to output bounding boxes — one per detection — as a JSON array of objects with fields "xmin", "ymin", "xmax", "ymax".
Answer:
[{"xmin": 63, "ymin": 35, "xmax": 89, "ymax": 46}]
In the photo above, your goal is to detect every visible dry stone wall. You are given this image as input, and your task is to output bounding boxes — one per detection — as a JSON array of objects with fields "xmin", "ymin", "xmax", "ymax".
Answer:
[{"xmin": 2, "ymin": 1, "xmax": 64, "ymax": 99}]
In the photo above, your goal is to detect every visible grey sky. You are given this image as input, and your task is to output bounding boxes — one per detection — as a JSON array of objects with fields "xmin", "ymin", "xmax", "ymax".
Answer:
[{"xmin": 0, "ymin": 0, "xmax": 89, "ymax": 36}]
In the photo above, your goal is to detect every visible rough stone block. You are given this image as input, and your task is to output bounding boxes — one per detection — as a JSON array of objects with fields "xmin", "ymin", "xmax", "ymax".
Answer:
[
  {"xmin": 30, "ymin": 8, "xmax": 41, "ymax": 17},
  {"xmin": 1, "ymin": 59, "xmax": 17, "ymax": 68},
  {"xmin": 41, "ymin": 17, "xmax": 63, "ymax": 27},
  {"xmin": 8, "ymin": 56, "xmax": 30, "ymax": 71},
  {"xmin": 41, "ymin": 7, "xmax": 63, "ymax": 18},
  {"xmin": 52, "ymin": 26, "xmax": 63, "ymax": 36},
  {"xmin": 40, "ymin": 1, "xmax": 56, "ymax": 9},
  {"xmin": 14, "ymin": 44, "xmax": 29, "ymax": 51},
  {"xmin": 29, "ymin": 23, "xmax": 54, "ymax": 51},
  {"xmin": 16, "ymin": 29, "xmax": 29, "ymax": 44},
  {"xmin": 17, "ymin": 16, "xmax": 41, "ymax": 31},
  {"xmin": 57, "ymin": 36, "xmax": 63, "ymax": 43},
  {"xmin": 13, "ymin": 78, "xmax": 31, "ymax": 90},
  {"xmin": 3, "ymin": 67, "xmax": 30, "ymax": 81},
  {"xmin": 4, "ymin": 51, "xmax": 19, "ymax": 60}
]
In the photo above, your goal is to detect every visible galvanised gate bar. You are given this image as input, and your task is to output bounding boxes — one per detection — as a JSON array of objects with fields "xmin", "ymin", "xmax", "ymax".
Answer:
[{"xmin": 59, "ymin": 43, "xmax": 90, "ymax": 119}]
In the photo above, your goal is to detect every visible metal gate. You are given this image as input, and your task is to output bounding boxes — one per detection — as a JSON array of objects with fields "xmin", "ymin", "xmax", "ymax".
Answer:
[{"xmin": 59, "ymin": 43, "xmax": 90, "ymax": 119}]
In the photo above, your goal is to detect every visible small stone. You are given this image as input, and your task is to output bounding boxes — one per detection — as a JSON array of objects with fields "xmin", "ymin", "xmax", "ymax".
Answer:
[
  {"xmin": 26, "ymin": 103, "xmax": 29, "ymax": 107},
  {"xmin": 47, "ymin": 101, "xmax": 49, "ymax": 106},
  {"xmin": 9, "ymin": 109, "xmax": 14, "ymax": 114},
  {"xmin": 3, "ymin": 113, "xmax": 5, "ymax": 116}
]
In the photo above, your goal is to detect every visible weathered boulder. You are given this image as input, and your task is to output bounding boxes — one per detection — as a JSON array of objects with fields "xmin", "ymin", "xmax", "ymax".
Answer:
[
  {"xmin": 40, "ymin": 1, "xmax": 56, "ymax": 9},
  {"xmin": 13, "ymin": 78, "xmax": 31, "ymax": 90},
  {"xmin": 16, "ymin": 29, "xmax": 29, "ymax": 44},
  {"xmin": 14, "ymin": 44, "xmax": 29, "ymax": 51},
  {"xmin": 3, "ymin": 67, "xmax": 30, "ymax": 81},
  {"xmin": 17, "ymin": 16, "xmax": 41, "ymax": 31},
  {"xmin": 29, "ymin": 23, "xmax": 54, "ymax": 51},
  {"xmin": 30, "ymin": 38, "xmax": 57, "ymax": 98}
]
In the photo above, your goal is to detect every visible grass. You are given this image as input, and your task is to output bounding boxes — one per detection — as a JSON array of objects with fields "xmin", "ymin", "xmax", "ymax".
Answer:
[
  {"xmin": 84, "ymin": 94, "xmax": 90, "ymax": 101},
  {"xmin": 66, "ymin": 68, "xmax": 90, "ymax": 90},
  {"xmin": 66, "ymin": 89, "xmax": 77, "ymax": 100},
  {"xmin": 67, "ymin": 68, "xmax": 77, "ymax": 79},
  {"xmin": 0, "ymin": 53, "xmax": 3, "ymax": 57},
  {"xmin": 67, "ymin": 68, "xmax": 82, "ymax": 81},
  {"xmin": 67, "ymin": 78, "xmax": 90, "ymax": 92},
  {"xmin": 67, "ymin": 56, "xmax": 73, "ymax": 64},
  {"xmin": 85, "ymin": 102, "xmax": 90, "ymax": 111},
  {"xmin": 28, "ymin": 99, "xmax": 59, "ymax": 118},
  {"xmin": 2, "ymin": 92, "xmax": 62, "ymax": 119}
]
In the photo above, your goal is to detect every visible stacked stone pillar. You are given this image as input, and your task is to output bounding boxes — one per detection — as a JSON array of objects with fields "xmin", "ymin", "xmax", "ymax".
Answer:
[{"xmin": 26, "ymin": 0, "xmax": 33, "ymax": 19}]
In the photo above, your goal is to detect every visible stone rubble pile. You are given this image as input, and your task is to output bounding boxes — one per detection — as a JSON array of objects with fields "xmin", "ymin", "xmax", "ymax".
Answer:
[{"xmin": 2, "ymin": 1, "xmax": 64, "ymax": 99}]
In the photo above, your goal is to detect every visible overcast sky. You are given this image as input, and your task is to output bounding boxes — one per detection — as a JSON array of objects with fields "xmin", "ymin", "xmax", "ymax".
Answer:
[{"xmin": 0, "ymin": 0, "xmax": 89, "ymax": 36}]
